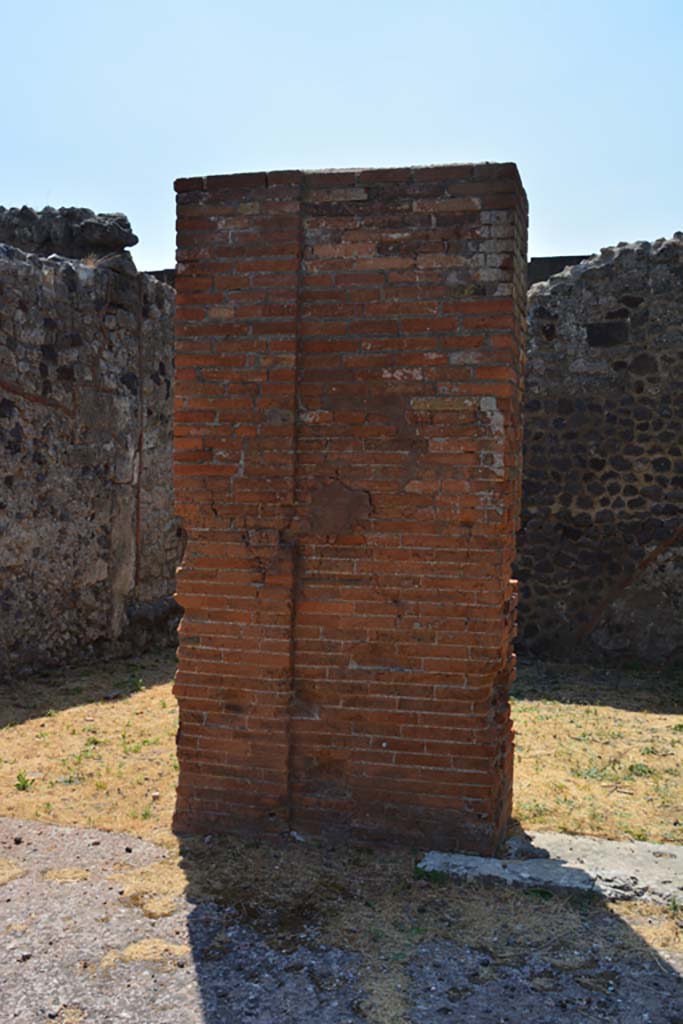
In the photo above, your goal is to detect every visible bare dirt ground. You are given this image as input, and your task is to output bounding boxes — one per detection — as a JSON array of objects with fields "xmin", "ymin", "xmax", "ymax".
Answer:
[{"xmin": 1, "ymin": 650, "xmax": 682, "ymax": 1023}]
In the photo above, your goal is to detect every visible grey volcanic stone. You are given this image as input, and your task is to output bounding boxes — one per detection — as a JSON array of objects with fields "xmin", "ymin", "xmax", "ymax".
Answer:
[
  {"xmin": 0, "ymin": 243, "xmax": 178, "ymax": 678},
  {"xmin": 517, "ymin": 232, "xmax": 683, "ymax": 663},
  {"xmin": 0, "ymin": 205, "xmax": 138, "ymax": 258},
  {"xmin": 420, "ymin": 831, "xmax": 683, "ymax": 904}
]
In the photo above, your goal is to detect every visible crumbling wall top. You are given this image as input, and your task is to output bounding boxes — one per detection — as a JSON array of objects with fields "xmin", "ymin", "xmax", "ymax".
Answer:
[{"xmin": 0, "ymin": 205, "xmax": 138, "ymax": 260}]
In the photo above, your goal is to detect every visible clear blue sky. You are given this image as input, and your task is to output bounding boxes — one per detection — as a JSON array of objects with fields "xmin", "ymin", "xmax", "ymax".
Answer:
[{"xmin": 3, "ymin": 1, "xmax": 681, "ymax": 270}]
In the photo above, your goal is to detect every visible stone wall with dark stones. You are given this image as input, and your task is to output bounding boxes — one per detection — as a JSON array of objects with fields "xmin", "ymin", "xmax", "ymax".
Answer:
[
  {"xmin": 4, "ymin": 204, "xmax": 681, "ymax": 677},
  {"xmin": 516, "ymin": 235, "xmax": 683, "ymax": 663},
  {"xmin": 0, "ymin": 234, "xmax": 180, "ymax": 680},
  {"xmin": 527, "ymin": 255, "xmax": 590, "ymax": 288},
  {"xmin": 0, "ymin": 206, "xmax": 138, "ymax": 260}
]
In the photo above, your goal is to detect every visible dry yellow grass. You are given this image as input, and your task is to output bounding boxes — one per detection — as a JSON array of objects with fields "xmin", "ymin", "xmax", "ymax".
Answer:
[
  {"xmin": 2, "ymin": 649, "xmax": 681, "ymax": 849},
  {"xmin": 1, "ymin": 649, "xmax": 682, "ymax": 1024},
  {"xmin": 112, "ymin": 856, "xmax": 187, "ymax": 918},
  {"xmin": 99, "ymin": 937, "xmax": 189, "ymax": 970},
  {"xmin": 0, "ymin": 856, "xmax": 24, "ymax": 885},
  {"xmin": 512, "ymin": 659, "xmax": 683, "ymax": 844},
  {"xmin": 43, "ymin": 867, "xmax": 90, "ymax": 882},
  {"xmin": 0, "ymin": 650, "xmax": 178, "ymax": 845},
  {"xmin": 53, "ymin": 1009, "xmax": 86, "ymax": 1024}
]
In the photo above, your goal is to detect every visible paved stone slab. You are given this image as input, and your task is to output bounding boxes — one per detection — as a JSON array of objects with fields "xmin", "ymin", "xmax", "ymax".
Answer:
[{"xmin": 419, "ymin": 831, "xmax": 683, "ymax": 903}]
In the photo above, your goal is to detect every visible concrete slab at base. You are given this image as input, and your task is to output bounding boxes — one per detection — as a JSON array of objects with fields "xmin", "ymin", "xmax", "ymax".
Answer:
[{"xmin": 419, "ymin": 831, "xmax": 683, "ymax": 904}]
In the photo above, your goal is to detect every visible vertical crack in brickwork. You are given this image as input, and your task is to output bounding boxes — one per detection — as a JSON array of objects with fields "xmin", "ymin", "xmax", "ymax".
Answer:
[{"xmin": 284, "ymin": 173, "xmax": 306, "ymax": 831}]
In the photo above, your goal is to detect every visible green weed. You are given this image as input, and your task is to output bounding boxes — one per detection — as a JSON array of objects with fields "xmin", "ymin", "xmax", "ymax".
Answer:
[
  {"xmin": 15, "ymin": 770, "xmax": 33, "ymax": 791},
  {"xmin": 413, "ymin": 865, "xmax": 450, "ymax": 885}
]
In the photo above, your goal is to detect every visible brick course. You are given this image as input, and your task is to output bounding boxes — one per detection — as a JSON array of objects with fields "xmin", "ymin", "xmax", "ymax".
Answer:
[{"xmin": 173, "ymin": 164, "xmax": 527, "ymax": 854}]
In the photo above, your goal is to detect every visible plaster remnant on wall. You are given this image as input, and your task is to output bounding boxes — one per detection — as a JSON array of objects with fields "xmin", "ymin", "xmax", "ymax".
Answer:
[
  {"xmin": 307, "ymin": 480, "xmax": 373, "ymax": 537},
  {"xmin": 381, "ymin": 367, "xmax": 424, "ymax": 381},
  {"xmin": 478, "ymin": 397, "xmax": 505, "ymax": 477},
  {"xmin": 479, "ymin": 396, "xmax": 505, "ymax": 436}
]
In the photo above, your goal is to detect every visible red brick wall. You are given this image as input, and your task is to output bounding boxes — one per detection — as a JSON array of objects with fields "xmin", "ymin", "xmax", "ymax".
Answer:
[{"xmin": 173, "ymin": 164, "xmax": 527, "ymax": 854}]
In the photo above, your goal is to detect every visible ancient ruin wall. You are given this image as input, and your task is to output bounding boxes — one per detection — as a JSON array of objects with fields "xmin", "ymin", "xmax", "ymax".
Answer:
[
  {"xmin": 0, "ymin": 206, "xmax": 138, "ymax": 260},
  {"xmin": 173, "ymin": 163, "xmax": 527, "ymax": 853},
  {"xmin": 517, "ymin": 235, "xmax": 683, "ymax": 662},
  {"xmin": 0, "ymin": 242, "xmax": 179, "ymax": 679}
]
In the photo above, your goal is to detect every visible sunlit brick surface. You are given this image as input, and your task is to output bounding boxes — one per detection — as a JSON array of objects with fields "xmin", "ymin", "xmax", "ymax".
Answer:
[{"xmin": 173, "ymin": 164, "xmax": 527, "ymax": 853}]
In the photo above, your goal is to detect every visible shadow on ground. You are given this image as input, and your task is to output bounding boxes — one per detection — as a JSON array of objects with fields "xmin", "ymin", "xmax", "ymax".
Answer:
[
  {"xmin": 0, "ymin": 648, "xmax": 176, "ymax": 728},
  {"xmin": 515, "ymin": 656, "xmax": 683, "ymax": 714},
  {"xmin": 3, "ymin": 814, "xmax": 682, "ymax": 1023},
  {"xmin": 176, "ymin": 829, "xmax": 683, "ymax": 1023}
]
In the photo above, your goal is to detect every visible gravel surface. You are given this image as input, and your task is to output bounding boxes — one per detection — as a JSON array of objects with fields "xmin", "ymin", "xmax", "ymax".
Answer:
[
  {"xmin": 2, "ymin": 817, "xmax": 682, "ymax": 1023},
  {"xmin": 409, "ymin": 941, "xmax": 682, "ymax": 1023}
]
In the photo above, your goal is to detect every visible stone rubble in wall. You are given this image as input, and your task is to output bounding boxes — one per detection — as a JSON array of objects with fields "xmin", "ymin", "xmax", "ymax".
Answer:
[
  {"xmin": 0, "ymin": 206, "xmax": 138, "ymax": 260},
  {"xmin": 0, "ymin": 217, "xmax": 179, "ymax": 679},
  {"xmin": 516, "ymin": 230, "xmax": 683, "ymax": 661}
]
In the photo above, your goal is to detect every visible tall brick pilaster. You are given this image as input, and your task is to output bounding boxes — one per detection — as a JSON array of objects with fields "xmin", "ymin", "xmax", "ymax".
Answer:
[
  {"xmin": 173, "ymin": 164, "xmax": 527, "ymax": 853},
  {"xmin": 173, "ymin": 171, "xmax": 303, "ymax": 833}
]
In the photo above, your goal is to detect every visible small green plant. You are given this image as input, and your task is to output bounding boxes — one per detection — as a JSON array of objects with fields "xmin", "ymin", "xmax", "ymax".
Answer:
[
  {"xmin": 573, "ymin": 764, "xmax": 610, "ymax": 781},
  {"xmin": 121, "ymin": 730, "xmax": 142, "ymax": 755},
  {"xmin": 413, "ymin": 865, "xmax": 450, "ymax": 885},
  {"xmin": 627, "ymin": 763, "xmax": 655, "ymax": 778},
  {"xmin": 58, "ymin": 774, "xmax": 81, "ymax": 786},
  {"xmin": 126, "ymin": 674, "xmax": 146, "ymax": 693},
  {"xmin": 71, "ymin": 734, "xmax": 103, "ymax": 765},
  {"xmin": 528, "ymin": 887, "xmax": 555, "ymax": 902},
  {"xmin": 516, "ymin": 798, "xmax": 550, "ymax": 818},
  {"xmin": 15, "ymin": 770, "xmax": 34, "ymax": 791},
  {"xmin": 141, "ymin": 805, "xmax": 153, "ymax": 820},
  {"xmin": 625, "ymin": 826, "xmax": 649, "ymax": 841}
]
